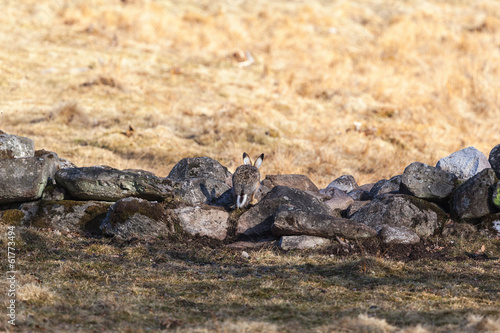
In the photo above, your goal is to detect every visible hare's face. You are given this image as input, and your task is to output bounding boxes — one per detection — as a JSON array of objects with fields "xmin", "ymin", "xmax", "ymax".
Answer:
[{"xmin": 232, "ymin": 153, "xmax": 264, "ymax": 209}]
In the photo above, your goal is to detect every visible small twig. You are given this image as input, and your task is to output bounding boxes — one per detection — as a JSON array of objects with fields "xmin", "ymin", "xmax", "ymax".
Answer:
[{"xmin": 335, "ymin": 236, "xmax": 348, "ymax": 247}]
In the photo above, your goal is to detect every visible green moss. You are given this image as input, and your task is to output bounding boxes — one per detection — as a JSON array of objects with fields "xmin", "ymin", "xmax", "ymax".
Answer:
[
  {"xmin": 492, "ymin": 186, "xmax": 500, "ymax": 207},
  {"xmin": 1, "ymin": 209, "xmax": 25, "ymax": 225}
]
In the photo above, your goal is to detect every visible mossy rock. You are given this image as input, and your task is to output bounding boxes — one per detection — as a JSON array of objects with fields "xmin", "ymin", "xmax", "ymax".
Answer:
[
  {"xmin": 101, "ymin": 197, "xmax": 181, "ymax": 239},
  {"xmin": 21, "ymin": 200, "xmax": 112, "ymax": 233}
]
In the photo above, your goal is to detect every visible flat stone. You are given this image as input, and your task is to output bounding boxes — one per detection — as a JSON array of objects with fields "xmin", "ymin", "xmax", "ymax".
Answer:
[
  {"xmin": 278, "ymin": 235, "xmax": 331, "ymax": 250},
  {"xmin": 378, "ymin": 225, "xmax": 420, "ymax": 245},
  {"xmin": 272, "ymin": 205, "xmax": 377, "ymax": 240},
  {"xmin": 55, "ymin": 167, "xmax": 178, "ymax": 202}
]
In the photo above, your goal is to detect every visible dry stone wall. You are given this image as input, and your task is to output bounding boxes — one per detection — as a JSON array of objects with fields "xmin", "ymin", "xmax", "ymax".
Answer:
[{"xmin": 1, "ymin": 132, "xmax": 500, "ymax": 250}]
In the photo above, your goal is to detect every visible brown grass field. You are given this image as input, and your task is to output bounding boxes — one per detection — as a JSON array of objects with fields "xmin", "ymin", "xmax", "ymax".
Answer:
[
  {"xmin": 2, "ymin": 0, "xmax": 500, "ymax": 186},
  {"xmin": 1, "ymin": 0, "xmax": 500, "ymax": 332}
]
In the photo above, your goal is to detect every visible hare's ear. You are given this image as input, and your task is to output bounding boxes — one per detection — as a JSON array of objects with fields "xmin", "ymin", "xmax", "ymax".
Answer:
[
  {"xmin": 243, "ymin": 152, "xmax": 252, "ymax": 165},
  {"xmin": 254, "ymin": 153, "xmax": 264, "ymax": 169}
]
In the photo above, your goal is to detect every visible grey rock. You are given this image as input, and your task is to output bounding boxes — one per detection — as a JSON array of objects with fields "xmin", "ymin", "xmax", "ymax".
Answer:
[
  {"xmin": 436, "ymin": 146, "xmax": 491, "ymax": 182},
  {"xmin": 258, "ymin": 174, "xmax": 319, "ymax": 199},
  {"xmin": 0, "ymin": 133, "xmax": 35, "ymax": 159},
  {"xmin": 350, "ymin": 194, "xmax": 447, "ymax": 237},
  {"xmin": 491, "ymin": 182, "xmax": 500, "ymax": 210},
  {"xmin": 370, "ymin": 175, "xmax": 402, "ymax": 198},
  {"xmin": 58, "ymin": 157, "xmax": 77, "ymax": 169},
  {"xmin": 346, "ymin": 183, "xmax": 375, "ymax": 201},
  {"xmin": 236, "ymin": 186, "xmax": 332, "ymax": 239},
  {"xmin": 278, "ymin": 235, "xmax": 331, "ymax": 250},
  {"xmin": 323, "ymin": 188, "xmax": 355, "ymax": 211},
  {"xmin": 173, "ymin": 205, "xmax": 230, "ymax": 241},
  {"xmin": 319, "ymin": 186, "xmax": 342, "ymax": 200},
  {"xmin": 272, "ymin": 205, "xmax": 377, "ymax": 240},
  {"xmin": 20, "ymin": 200, "xmax": 111, "ymax": 233},
  {"xmin": 167, "ymin": 156, "xmax": 232, "ymax": 186},
  {"xmin": 327, "ymin": 175, "xmax": 359, "ymax": 193},
  {"xmin": 400, "ymin": 162, "xmax": 457, "ymax": 201},
  {"xmin": 489, "ymin": 144, "xmax": 500, "ymax": 179},
  {"xmin": 101, "ymin": 197, "xmax": 175, "ymax": 238},
  {"xmin": 378, "ymin": 225, "xmax": 420, "ymax": 245},
  {"xmin": 345, "ymin": 201, "xmax": 371, "ymax": 218},
  {"xmin": 55, "ymin": 167, "xmax": 178, "ymax": 202},
  {"xmin": 0, "ymin": 151, "xmax": 60, "ymax": 204},
  {"xmin": 261, "ymin": 174, "xmax": 319, "ymax": 193},
  {"xmin": 176, "ymin": 177, "xmax": 231, "ymax": 205},
  {"xmin": 451, "ymin": 168, "xmax": 497, "ymax": 221}
]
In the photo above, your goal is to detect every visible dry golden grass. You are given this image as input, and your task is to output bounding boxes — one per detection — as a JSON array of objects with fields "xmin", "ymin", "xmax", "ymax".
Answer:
[{"xmin": 2, "ymin": 0, "xmax": 500, "ymax": 186}]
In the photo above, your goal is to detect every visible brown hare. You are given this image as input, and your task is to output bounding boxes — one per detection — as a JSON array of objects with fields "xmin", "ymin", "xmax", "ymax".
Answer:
[{"xmin": 232, "ymin": 152, "xmax": 264, "ymax": 209}]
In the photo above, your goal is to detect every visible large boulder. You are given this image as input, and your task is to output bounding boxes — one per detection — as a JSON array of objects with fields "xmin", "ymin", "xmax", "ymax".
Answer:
[
  {"xmin": 0, "ymin": 151, "xmax": 60, "ymax": 204},
  {"xmin": 101, "ymin": 197, "xmax": 175, "ymax": 238},
  {"xmin": 175, "ymin": 177, "xmax": 231, "ymax": 205},
  {"xmin": 489, "ymin": 144, "xmax": 500, "ymax": 179},
  {"xmin": 236, "ymin": 186, "xmax": 332, "ymax": 239},
  {"xmin": 167, "ymin": 156, "xmax": 232, "ymax": 185},
  {"xmin": 451, "ymin": 168, "xmax": 497, "ymax": 221},
  {"xmin": 278, "ymin": 235, "xmax": 331, "ymax": 250},
  {"xmin": 350, "ymin": 194, "xmax": 447, "ymax": 237},
  {"xmin": 55, "ymin": 167, "xmax": 178, "ymax": 202},
  {"xmin": 326, "ymin": 175, "xmax": 359, "ymax": 193},
  {"xmin": 0, "ymin": 133, "xmax": 35, "ymax": 159},
  {"xmin": 19, "ymin": 200, "xmax": 111, "ymax": 233},
  {"xmin": 272, "ymin": 205, "xmax": 377, "ymax": 240},
  {"xmin": 436, "ymin": 146, "xmax": 490, "ymax": 182},
  {"xmin": 172, "ymin": 205, "xmax": 230, "ymax": 241},
  {"xmin": 400, "ymin": 162, "xmax": 457, "ymax": 201}
]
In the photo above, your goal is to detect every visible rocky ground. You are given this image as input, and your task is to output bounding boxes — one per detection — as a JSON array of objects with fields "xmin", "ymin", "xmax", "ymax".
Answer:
[{"xmin": 2, "ymin": 132, "xmax": 500, "ymax": 249}]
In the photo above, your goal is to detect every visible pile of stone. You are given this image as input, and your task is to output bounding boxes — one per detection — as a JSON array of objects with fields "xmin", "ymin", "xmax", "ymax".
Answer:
[{"xmin": 1, "ymin": 131, "xmax": 499, "ymax": 250}]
